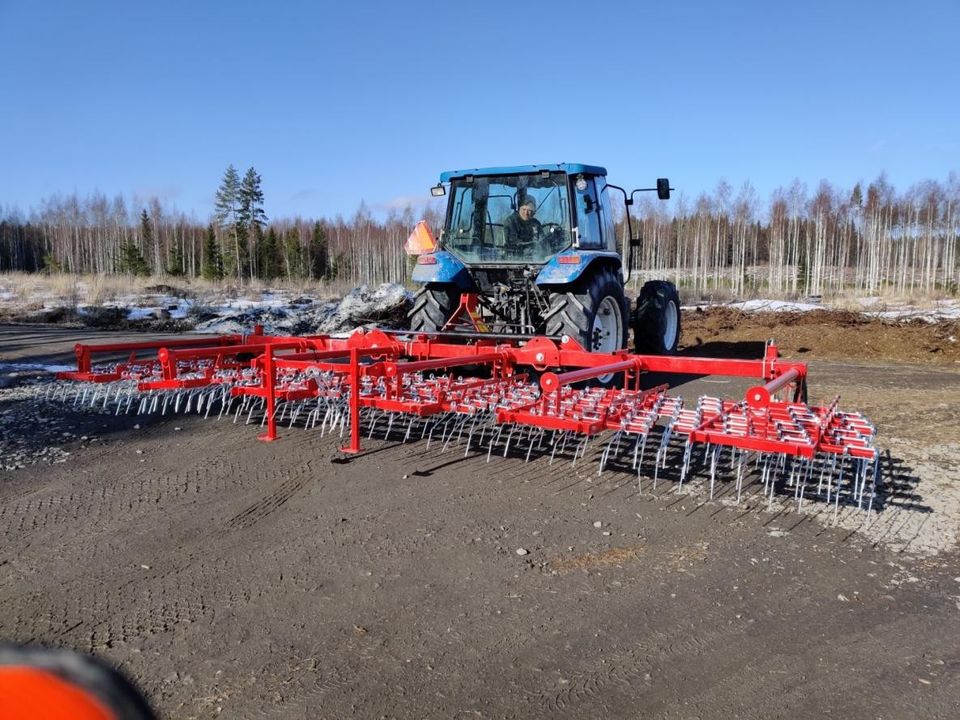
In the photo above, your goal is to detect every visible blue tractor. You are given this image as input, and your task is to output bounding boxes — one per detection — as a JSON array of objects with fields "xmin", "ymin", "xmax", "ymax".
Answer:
[{"xmin": 410, "ymin": 164, "xmax": 680, "ymax": 384}]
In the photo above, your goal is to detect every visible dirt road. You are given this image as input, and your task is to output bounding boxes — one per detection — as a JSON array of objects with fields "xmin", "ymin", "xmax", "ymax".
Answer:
[{"xmin": 1, "ymin": 322, "xmax": 959, "ymax": 718}]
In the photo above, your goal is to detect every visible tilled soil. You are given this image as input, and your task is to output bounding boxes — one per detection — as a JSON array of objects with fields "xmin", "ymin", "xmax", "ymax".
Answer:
[
  {"xmin": 1, "ymin": 315, "xmax": 959, "ymax": 719},
  {"xmin": 682, "ymin": 306, "xmax": 960, "ymax": 365}
]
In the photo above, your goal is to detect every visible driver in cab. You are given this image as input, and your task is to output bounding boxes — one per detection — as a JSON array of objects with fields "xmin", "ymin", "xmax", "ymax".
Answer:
[{"xmin": 502, "ymin": 197, "xmax": 541, "ymax": 249}]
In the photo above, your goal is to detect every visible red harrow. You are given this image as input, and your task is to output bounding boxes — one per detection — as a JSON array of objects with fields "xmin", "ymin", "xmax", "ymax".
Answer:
[{"xmin": 50, "ymin": 327, "xmax": 879, "ymax": 515}]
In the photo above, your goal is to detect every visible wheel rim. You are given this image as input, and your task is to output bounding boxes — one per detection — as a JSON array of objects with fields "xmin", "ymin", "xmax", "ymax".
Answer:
[
  {"xmin": 662, "ymin": 299, "xmax": 679, "ymax": 351},
  {"xmin": 592, "ymin": 296, "xmax": 623, "ymax": 383}
]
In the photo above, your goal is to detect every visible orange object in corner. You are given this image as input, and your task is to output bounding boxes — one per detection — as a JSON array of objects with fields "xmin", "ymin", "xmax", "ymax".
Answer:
[
  {"xmin": 0, "ymin": 667, "xmax": 115, "ymax": 720},
  {"xmin": 404, "ymin": 220, "xmax": 437, "ymax": 255}
]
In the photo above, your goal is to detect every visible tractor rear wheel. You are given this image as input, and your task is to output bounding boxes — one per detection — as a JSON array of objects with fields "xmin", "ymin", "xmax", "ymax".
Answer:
[
  {"xmin": 633, "ymin": 280, "xmax": 681, "ymax": 355},
  {"xmin": 543, "ymin": 266, "xmax": 630, "ymax": 385},
  {"xmin": 409, "ymin": 283, "xmax": 459, "ymax": 334}
]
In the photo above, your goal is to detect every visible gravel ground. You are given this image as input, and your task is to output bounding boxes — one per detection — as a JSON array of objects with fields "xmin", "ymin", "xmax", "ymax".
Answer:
[{"xmin": 1, "ymin": 318, "xmax": 959, "ymax": 718}]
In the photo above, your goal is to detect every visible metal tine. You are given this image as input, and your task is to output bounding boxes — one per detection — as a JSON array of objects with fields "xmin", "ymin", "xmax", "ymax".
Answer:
[
  {"xmin": 319, "ymin": 405, "xmax": 334, "ymax": 436},
  {"xmin": 734, "ymin": 449, "xmax": 752, "ymax": 503},
  {"xmin": 308, "ymin": 401, "xmax": 324, "ymax": 430},
  {"xmin": 463, "ymin": 413, "xmax": 483, "ymax": 456},
  {"xmin": 653, "ymin": 426, "xmax": 676, "ymax": 491},
  {"xmin": 707, "ymin": 444, "xmax": 721, "ymax": 498},
  {"xmin": 795, "ymin": 457, "xmax": 813, "ymax": 510},
  {"xmin": 368, "ymin": 409, "xmax": 382, "ymax": 439},
  {"xmin": 571, "ymin": 435, "xmax": 589, "ymax": 467},
  {"xmin": 426, "ymin": 414, "xmax": 449, "ymax": 449},
  {"xmin": 524, "ymin": 427, "xmax": 545, "ymax": 463},
  {"xmin": 512, "ymin": 425, "xmax": 530, "ymax": 460},
  {"xmin": 551, "ymin": 430, "xmax": 571, "ymax": 465},
  {"xmin": 866, "ymin": 454, "xmax": 879, "ymax": 515},
  {"xmin": 768, "ymin": 453, "xmax": 785, "ymax": 510},
  {"xmin": 383, "ymin": 411, "xmax": 396, "ymax": 441},
  {"xmin": 833, "ymin": 452, "xmax": 848, "ymax": 523},
  {"xmin": 121, "ymin": 387, "xmax": 134, "ymax": 416},
  {"xmin": 420, "ymin": 416, "xmax": 433, "ymax": 440},
  {"xmin": 302, "ymin": 401, "xmax": 317, "ymax": 430},
  {"xmin": 403, "ymin": 414, "xmax": 418, "ymax": 443},
  {"xmin": 486, "ymin": 425, "xmax": 505, "ymax": 463},
  {"xmin": 598, "ymin": 430, "xmax": 623, "ymax": 476},
  {"xmin": 677, "ymin": 441, "xmax": 693, "ymax": 490},
  {"xmin": 441, "ymin": 414, "xmax": 468, "ymax": 452},
  {"xmin": 204, "ymin": 389, "xmax": 221, "ymax": 420},
  {"xmin": 437, "ymin": 413, "xmax": 457, "ymax": 450},
  {"xmin": 759, "ymin": 454, "xmax": 772, "ymax": 499},
  {"xmin": 245, "ymin": 397, "xmax": 260, "ymax": 425},
  {"xmin": 502, "ymin": 424, "xmax": 518, "ymax": 458},
  {"xmin": 454, "ymin": 414, "xmax": 469, "ymax": 445},
  {"xmin": 818, "ymin": 454, "xmax": 837, "ymax": 498},
  {"xmin": 233, "ymin": 397, "xmax": 245, "ymax": 423},
  {"xmin": 631, "ymin": 432, "xmax": 648, "ymax": 471}
]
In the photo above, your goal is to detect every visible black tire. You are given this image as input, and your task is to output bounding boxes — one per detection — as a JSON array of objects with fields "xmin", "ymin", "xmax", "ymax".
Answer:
[
  {"xmin": 409, "ymin": 283, "xmax": 459, "ymax": 333},
  {"xmin": 633, "ymin": 280, "xmax": 681, "ymax": 355},
  {"xmin": 543, "ymin": 266, "xmax": 629, "ymax": 385}
]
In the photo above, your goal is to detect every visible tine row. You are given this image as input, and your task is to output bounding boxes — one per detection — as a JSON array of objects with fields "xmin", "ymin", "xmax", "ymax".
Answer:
[{"xmin": 49, "ymin": 371, "xmax": 879, "ymax": 516}]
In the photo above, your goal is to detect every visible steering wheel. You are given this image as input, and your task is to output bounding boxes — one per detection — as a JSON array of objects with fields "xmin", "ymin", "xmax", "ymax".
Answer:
[{"xmin": 539, "ymin": 223, "xmax": 566, "ymax": 250}]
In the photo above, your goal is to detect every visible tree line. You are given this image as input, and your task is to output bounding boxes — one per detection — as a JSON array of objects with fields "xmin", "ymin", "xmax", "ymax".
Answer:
[
  {"xmin": 628, "ymin": 174, "xmax": 959, "ymax": 297},
  {"xmin": 1, "ymin": 170, "xmax": 957, "ymax": 297}
]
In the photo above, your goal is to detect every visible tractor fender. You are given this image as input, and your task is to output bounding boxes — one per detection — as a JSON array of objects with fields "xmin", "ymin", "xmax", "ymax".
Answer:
[
  {"xmin": 410, "ymin": 250, "xmax": 474, "ymax": 289},
  {"xmin": 534, "ymin": 250, "xmax": 621, "ymax": 286}
]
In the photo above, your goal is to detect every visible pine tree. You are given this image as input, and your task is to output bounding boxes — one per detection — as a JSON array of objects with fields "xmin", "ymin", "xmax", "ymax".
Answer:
[
  {"xmin": 239, "ymin": 167, "xmax": 267, "ymax": 232},
  {"xmin": 214, "ymin": 165, "xmax": 244, "ymax": 279},
  {"xmin": 260, "ymin": 226, "xmax": 279, "ymax": 280},
  {"xmin": 117, "ymin": 210, "xmax": 151, "ymax": 275},
  {"xmin": 201, "ymin": 224, "xmax": 224, "ymax": 280},
  {"xmin": 309, "ymin": 221, "xmax": 329, "ymax": 279},
  {"xmin": 118, "ymin": 239, "xmax": 150, "ymax": 275},
  {"xmin": 283, "ymin": 227, "xmax": 302, "ymax": 279},
  {"xmin": 167, "ymin": 238, "xmax": 185, "ymax": 276}
]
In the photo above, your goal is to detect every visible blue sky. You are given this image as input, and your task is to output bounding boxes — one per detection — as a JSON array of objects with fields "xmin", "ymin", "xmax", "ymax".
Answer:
[{"xmin": 1, "ymin": 0, "xmax": 957, "ymax": 221}]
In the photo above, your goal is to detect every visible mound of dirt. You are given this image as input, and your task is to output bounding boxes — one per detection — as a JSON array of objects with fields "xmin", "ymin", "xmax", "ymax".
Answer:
[{"xmin": 681, "ymin": 307, "xmax": 960, "ymax": 365}]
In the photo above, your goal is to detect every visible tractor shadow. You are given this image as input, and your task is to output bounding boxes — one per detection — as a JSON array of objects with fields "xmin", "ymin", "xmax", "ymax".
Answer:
[
  {"xmin": 641, "ymin": 340, "xmax": 769, "ymax": 394},
  {"xmin": 680, "ymin": 339, "xmax": 769, "ymax": 359}
]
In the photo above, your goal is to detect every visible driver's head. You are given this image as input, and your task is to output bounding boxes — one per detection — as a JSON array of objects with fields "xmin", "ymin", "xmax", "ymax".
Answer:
[{"xmin": 518, "ymin": 198, "xmax": 536, "ymax": 221}]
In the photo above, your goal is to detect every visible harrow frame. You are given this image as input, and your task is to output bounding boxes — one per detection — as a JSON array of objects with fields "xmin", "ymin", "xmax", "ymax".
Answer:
[{"xmin": 53, "ymin": 326, "xmax": 879, "ymax": 513}]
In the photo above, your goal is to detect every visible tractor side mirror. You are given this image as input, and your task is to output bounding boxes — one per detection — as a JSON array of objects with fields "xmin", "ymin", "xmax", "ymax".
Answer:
[
  {"xmin": 630, "ymin": 236, "xmax": 641, "ymax": 248},
  {"xmin": 657, "ymin": 178, "xmax": 671, "ymax": 200}
]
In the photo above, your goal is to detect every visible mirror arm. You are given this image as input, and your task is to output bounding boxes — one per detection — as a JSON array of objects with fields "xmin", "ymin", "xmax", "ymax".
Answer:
[
  {"xmin": 603, "ymin": 183, "xmax": 634, "ymax": 284},
  {"xmin": 630, "ymin": 180, "xmax": 675, "ymax": 203}
]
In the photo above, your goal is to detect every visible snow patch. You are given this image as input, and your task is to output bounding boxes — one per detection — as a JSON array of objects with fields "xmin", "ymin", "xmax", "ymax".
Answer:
[{"xmin": 0, "ymin": 362, "xmax": 76, "ymax": 374}]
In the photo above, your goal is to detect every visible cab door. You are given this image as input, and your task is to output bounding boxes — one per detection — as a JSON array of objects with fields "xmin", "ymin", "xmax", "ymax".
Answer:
[{"xmin": 574, "ymin": 176, "xmax": 602, "ymax": 249}]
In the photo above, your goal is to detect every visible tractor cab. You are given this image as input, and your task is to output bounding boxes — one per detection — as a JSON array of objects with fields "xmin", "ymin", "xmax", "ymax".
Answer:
[
  {"xmin": 436, "ymin": 164, "xmax": 613, "ymax": 266},
  {"xmin": 411, "ymin": 163, "xmax": 679, "ymax": 371}
]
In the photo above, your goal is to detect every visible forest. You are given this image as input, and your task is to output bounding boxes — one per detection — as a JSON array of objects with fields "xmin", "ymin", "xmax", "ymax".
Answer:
[{"xmin": 1, "ymin": 166, "xmax": 957, "ymax": 299}]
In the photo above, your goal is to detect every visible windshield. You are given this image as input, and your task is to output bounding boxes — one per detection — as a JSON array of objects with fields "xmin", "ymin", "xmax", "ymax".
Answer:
[{"xmin": 442, "ymin": 172, "xmax": 572, "ymax": 264}]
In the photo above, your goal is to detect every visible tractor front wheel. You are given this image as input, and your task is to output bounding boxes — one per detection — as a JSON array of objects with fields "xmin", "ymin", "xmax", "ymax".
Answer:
[{"xmin": 409, "ymin": 283, "xmax": 459, "ymax": 334}]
